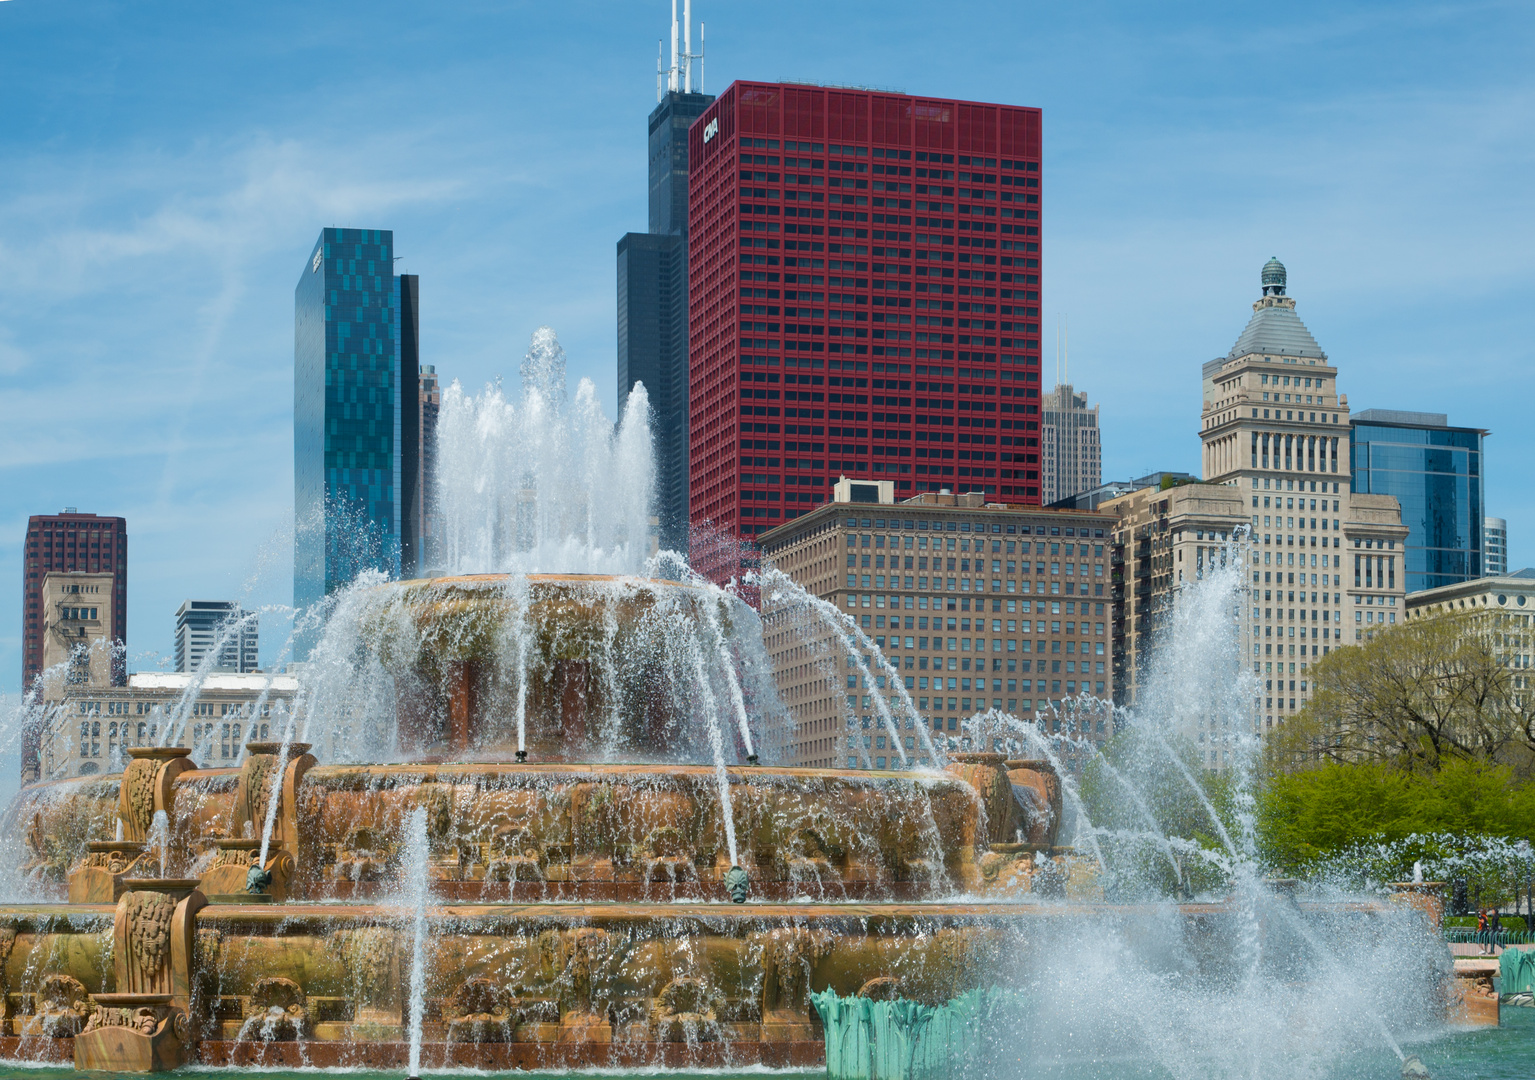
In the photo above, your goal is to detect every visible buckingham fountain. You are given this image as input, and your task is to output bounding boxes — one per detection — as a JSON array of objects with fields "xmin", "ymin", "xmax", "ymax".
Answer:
[{"xmin": 0, "ymin": 331, "xmax": 1485, "ymax": 1077}]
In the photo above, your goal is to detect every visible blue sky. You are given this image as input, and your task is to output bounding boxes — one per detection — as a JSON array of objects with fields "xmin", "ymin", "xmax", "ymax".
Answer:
[{"xmin": 0, "ymin": 0, "xmax": 1531, "ymax": 691}]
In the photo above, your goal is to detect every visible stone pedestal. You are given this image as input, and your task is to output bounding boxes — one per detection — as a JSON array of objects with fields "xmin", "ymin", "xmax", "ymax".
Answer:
[
  {"xmin": 74, "ymin": 995, "xmax": 189, "ymax": 1073},
  {"xmin": 1452, "ymin": 958, "xmax": 1501, "ymax": 1027},
  {"xmin": 119, "ymin": 749, "xmax": 196, "ymax": 847},
  {"xmin": 74, "ymin": 880, "xmax": 206, "ymax": 1072}
]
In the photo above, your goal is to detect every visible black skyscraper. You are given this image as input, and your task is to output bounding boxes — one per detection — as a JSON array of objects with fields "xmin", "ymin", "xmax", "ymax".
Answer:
[
  {"xmin": 397, "ymin": 273, "xmax": 424, "ymax": 578},
  {"xmin": 617, "ymin": 89, "xmax": 713, "ymax": 552}
]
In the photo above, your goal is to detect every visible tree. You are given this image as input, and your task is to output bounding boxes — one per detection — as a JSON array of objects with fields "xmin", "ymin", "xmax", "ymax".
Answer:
[
  {"xmin": 1265, "ymin": 612, "xmax": 1535, "ymax": 775},
  {"xmin": 1257, "ymin": 758, "xmax": 1535, "ymax": 897}
]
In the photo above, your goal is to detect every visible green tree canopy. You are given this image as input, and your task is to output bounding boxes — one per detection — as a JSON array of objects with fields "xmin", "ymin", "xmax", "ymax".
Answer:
[{"xmin": 1265, "ymin": 612, "xmax": 1535, "ymax": 775}]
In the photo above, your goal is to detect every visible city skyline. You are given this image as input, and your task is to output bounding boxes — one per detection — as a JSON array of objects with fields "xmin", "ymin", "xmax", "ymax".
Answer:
[{"xmin": 1, "ymin": 0, "xmax": 1532, "ymax": 692}]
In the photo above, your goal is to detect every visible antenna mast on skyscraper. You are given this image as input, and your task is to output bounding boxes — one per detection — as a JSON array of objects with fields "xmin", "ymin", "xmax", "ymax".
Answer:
[{"xmin": 657, "ymin": 0, "xmax": 705, "ymax": 101}]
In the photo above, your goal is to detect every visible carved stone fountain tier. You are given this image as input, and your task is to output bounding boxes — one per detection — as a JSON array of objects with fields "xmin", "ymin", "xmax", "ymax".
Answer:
[
  {"xmin": 366, "ymin": 574, "xmax": 740, "ymax": 760},
  {"xmin": 29, "ymin": 754, "xmax": 1059, "ymax": 905},
  {"xmin": 0, "ymin": 572, "xmax": 1450, "ymax": 1073},
  {"xmin": 0, "ymin": 897, "xmax": 1396, "ymax": 1071}
]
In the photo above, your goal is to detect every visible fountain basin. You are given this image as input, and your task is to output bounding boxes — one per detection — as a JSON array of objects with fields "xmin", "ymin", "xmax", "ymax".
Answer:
[{"xmin": 0, "ymin": 898, "xmax": 1403, "ymax": 1065}]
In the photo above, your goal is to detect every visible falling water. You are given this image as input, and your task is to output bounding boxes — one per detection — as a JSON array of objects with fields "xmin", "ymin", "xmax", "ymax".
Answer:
[
  {"xmin": 159, "ymin": 609, "xmax": 264, "ymax": 746},
  {"xmin": 147, "ymin": 810, "xmax": 170, "ymax": 879},
  {"xmin": 689, "ymin": 651, "xmax": 739, "ymax": 866},
  {"xmin": 402, "ymin": 805, "xmax": 431, "ymax": 1080},
  {"xmin": 257, "ymin": 715, "xmax": 297, "ymax": 867},
  {"xmin": 698, "ymin": 587, "xmax": 754, "ymax": 760},
  {"xmin": 754, "ymin": 566, "xmax": 944, "ymax": 767}
]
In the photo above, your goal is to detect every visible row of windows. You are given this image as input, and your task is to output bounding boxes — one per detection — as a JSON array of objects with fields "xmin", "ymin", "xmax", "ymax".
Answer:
[{"xmin": 74, "ymin": 721, "xmax": 275, "ymax": 759}]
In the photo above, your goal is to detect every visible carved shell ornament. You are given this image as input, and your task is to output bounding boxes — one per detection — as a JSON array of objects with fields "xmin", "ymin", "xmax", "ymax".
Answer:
[{"xmin": 127, "ymin": 892, "xmax": 174, "ymax": 975}]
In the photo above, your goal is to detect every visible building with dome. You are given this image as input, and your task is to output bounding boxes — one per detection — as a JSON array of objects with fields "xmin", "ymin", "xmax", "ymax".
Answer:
[{"xmin": 1106, "ymin": 259, "xmax": 1408, "ymax": 761}]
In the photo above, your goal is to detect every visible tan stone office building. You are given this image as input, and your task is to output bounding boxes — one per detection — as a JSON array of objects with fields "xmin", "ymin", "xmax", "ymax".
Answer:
[
  {"xmin": 759, "ymin": 479, "xmax": 1118, "ymax": 770},
  {"xmin": 39, "ymin": 671, "xmax": 300, "ymax": 781},
  {"xmin": 37, "ymin": 571, "xmax": 119, "ymax": 691},
  {"xmin": 1125, "ymin": 258, "xmax": 1408, "ymax": 744}
]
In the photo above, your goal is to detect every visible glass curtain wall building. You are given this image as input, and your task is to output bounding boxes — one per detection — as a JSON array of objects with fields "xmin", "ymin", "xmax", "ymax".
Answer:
[
  {"xmin": 295, "ymin": 229, "xmax": 421, "ymax": 648},
  {"xmin": 1351, "ymin": 409, "xmax": 1487, "ymax": 592}
]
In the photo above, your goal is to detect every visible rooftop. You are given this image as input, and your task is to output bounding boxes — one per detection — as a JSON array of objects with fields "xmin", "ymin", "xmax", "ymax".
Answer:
[
  {"xmin": 1353, "ymin": 408, "xmax": 1448, "ymax": 427},
  {"xmin": 1226, "ymin": 257, "xmax": 1328, "ymax": 362},
  {"xmin": 127, "ymin": 672, "xmax": 298, "ymax": 692},
  {"xmin": 1228, "ymin": 302, "xmax": 1327, "ymax": 362}
]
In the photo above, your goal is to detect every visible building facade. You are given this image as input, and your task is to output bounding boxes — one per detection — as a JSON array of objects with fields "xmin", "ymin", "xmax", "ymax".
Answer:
[
  {"xmin": 295, "ymin": 231, "xmax": 422, "ymax": 634},
  {"xmin": 39, "ymin": 672, "xmax": 299, "ymax": 781},
  {"xmin": 1486, "ymin": 517, "xmax": 1508, "ymax": 577},
  {"xmin": 760, "ymin": 489, "xmax": 1116, "ymax": 771},
  {"xmin": 38, "ymin": 572, "xmax": 119, "ymax": 691},
  {"xmin": 1405, "ymin": 568, "xmax": 1535, "ymax": 704},
  {"xmin": 1189, "ymin": 257, "xmax": 1407, "ymax": 737},
  {"xmin": 1040, "ymin": 382, "xmax": 1101, "ymax": 505},
  {"xmin": 398, "ymin": 275, "xmax": 426, "ymax": 578},
  {"xmin": 1103, "ymin": 481, "xmax": 1245, "ymax": 695},
  {"xmin": 1349, "ymin": 409, "xmax": 1486, "ymax": 593},
  {"xmin": 617, "ymin": 72, "xmax": 714, "ymax": 553},
  {"xmin": 20, "ymin": 510, "xmax": 127, "ymax": 782},
  {"xmin": 1051, "ymin": 472, "xmax": 1195, "ymax": 512},
  {"xmin": 173, "ymin": 600, "xmax": 259, "ymax": 674},
  {"xmin": 687, "ymin": 83, "xmax": 1045, "ymax": 548},
  {"xmin": 418, "ymin": 363, "xmax": 442, "ymax": 574}
]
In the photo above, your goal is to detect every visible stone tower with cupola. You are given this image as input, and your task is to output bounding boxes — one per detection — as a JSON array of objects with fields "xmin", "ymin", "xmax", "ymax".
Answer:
[{"xmin": 1198, "ymin": 259, "xmax": 1406, "ymax": 736}]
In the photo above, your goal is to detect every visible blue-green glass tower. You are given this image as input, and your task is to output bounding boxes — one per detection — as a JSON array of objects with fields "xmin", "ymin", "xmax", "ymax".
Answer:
[
  {"xmin": 1351, "ymin": 409, "xmax": 1486, "ymax": 593},
  {"xmin": 295, "ymin": 228, "xmax": 420, "ymax": 644}
]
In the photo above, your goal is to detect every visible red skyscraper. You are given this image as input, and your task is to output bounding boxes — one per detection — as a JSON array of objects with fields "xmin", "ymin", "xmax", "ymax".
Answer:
[{"xmin": 687, "ymin": 83, "xmax": 1043, "ymax": 545}]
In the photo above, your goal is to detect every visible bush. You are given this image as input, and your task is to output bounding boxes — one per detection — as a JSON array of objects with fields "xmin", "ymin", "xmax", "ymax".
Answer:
[{"xmin": 1258, "ymin": 758, "xmax": 1535, "ymax": 878}]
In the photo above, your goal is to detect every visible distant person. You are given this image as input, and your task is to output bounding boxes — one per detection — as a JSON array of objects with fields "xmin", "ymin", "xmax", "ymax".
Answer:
[
  {"xmin": 1491, "ymin": 908, "xmax": 1503, "ymax": 953},
  {"xmin": 1478, "ymin": 909, "xmax": 1490, "ymax": 954}
]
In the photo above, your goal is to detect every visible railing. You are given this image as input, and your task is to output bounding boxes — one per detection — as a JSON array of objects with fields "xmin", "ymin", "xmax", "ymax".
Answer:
[{"xmin": 1443, "ymin": 927, "xmax": 1535, "ymax": 947}]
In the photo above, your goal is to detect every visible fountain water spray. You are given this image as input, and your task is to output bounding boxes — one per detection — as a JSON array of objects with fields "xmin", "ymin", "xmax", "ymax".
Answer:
[
  {"xmin": 257, "ymin": 713, "xmax": 298, "ymax": 869},
  {"xmin": 435, "ymin": 330, "xmax": 653, "ymax": 578},
  {"xmin": 403, "ymin": 805, "xmax": 431, "ymax": 1080},
  {"xmin": 752, "ymin": 567, "xmax": 937, "ymax": 767},
  {"xmin": 688, "ymin": 650, "xmax": 741, "ymax": 891},
  {"xmin": 699, "ymin": 593, "xmax": 755, "ymax": 763},
  {"xmin": 147, "ymin": 810, "xmax": 170, "ymax": 879}
]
